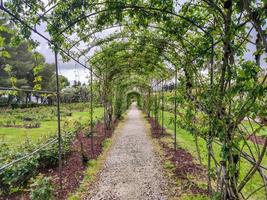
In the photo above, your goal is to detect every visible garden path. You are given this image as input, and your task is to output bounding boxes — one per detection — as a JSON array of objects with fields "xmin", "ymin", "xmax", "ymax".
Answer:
[{"xmin": 87, "ymin": 103, "xmax": 167, "ymax": 200}]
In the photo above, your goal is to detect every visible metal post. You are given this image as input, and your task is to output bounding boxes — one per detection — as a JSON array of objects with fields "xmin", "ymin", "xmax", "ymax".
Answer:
[
  {"xmin": 103, "ymin": 74, "xmax": 107, "ymax": 138},
  {"xmin": 153, "ymin": 83, "xmax": 157, "ymax": 121},
  {"xmin": 90, "ymin": 65, "xmax": 94, "ymax": 156},
  {"xmin": 207, "ymin": 37, "xmax": 214, "ymax": 195},
  {"xmin": 161, "ymin": 80, "xmax": 164, "ymax": 134},
  {"xmin": 157, "ymin": 82, "xmax": 160, "ymax": 125},
  {"xmin": 155, "ymin": 81, "xmax": 159, "ymax": 123},
  {"xmin": 151, "ymin": 83, "xmax": 155, "ymax": 119},
  {"xmin": 54, "ymin": 47, "xmax": 63, "ymax": 191},
  {"xmin": 174, "ymin": 68, "xmax": 177, "ymax": 151}
]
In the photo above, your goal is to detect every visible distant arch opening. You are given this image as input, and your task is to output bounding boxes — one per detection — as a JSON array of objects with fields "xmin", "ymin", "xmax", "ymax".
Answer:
[{"xmin": 126, "ymin": 91, "xmax": 142, "ymax": 108}]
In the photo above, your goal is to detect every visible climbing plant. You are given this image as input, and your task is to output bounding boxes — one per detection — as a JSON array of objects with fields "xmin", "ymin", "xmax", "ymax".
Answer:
[{"xmin": 2, "ymin": 0, "xmax": 267, "ymax": 199}]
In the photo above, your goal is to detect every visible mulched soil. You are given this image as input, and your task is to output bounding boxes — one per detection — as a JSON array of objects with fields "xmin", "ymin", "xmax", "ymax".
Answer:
[
  {"xmin": 147, "ymin": 117, "xmax": 167, "ymax": 138},
  {"xmin": 1, "ymin": 120, "xmax": 118, "ymax": 200},
  {"xmin": 147, "ymin": 116, "xmax": 209, "ymax": 197},
  {"xmin": 247, "ymin": 134, "xmax": 266, "ymax": 145}
]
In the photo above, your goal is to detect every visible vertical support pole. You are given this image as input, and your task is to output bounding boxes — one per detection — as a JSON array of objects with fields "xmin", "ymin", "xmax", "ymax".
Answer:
[
  {"xmin": 104, "ymin": 103, "xmax": 106, "ymax": 137},
  {"xmin": 155, "ymin": 82, "xmax": 157, "ymax": 123},
  {"xmin": 26, "ymin": 93, "xmax": 28, "ymax": 108},
  {"xmin": 155, "ymin": 82, "xmax": 157, "ymax": 124},
  {"xmin": 90, "ymin": 65, "xmax": 94, "ymax": 156},
  {"xmin": 157, "ymin": 81, "xmax": 160, "ymax": 125},
  {"xmin": 103, "ymin": 74, "xmax": 107, "ymax": 138},
  {"xmin": 151, "ymin": 83, "xmax": 155, "ymax": 120},
  {"xmin": 54, "ymin": 47, "xmax": 63, "ymax": 191},
  {"xmin": 207, "ymin": 37, "xmax": 214, "ymax": 195},
  {"xmin": 174, "ymin": 68, "xmax": 177, "ymax": 152},
  {"xmin": 156, "ymin": 81, "xmax": 158, "ymax": 123},
  {"xmin": 161, "ymin": 80, "xmax": 164, "ymax": 134}
]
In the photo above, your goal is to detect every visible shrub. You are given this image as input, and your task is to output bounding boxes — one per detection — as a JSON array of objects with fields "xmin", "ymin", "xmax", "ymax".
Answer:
[
  {"xmin": 30, "ymin": 174, "xmax": 54, "ymax": 200},
  {"xmin": 23, "ymin": 121, "xmax": 41, "ymax": 129}
]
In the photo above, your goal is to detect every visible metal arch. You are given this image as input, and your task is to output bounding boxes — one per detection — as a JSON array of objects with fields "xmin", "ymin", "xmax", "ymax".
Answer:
[
  {"xmin": 85, "ymin": 46, "xmax": 173, "ymax": 78},
  {"xmin": 92, "ymin": 59, "xmax": 168, "ymax": 83},
  {"xmin": 118, "ymin": 78, "xmax": 152, "ymax": 89},
  {"xmin": 11, "ymin": 0, "xmax": 217, "ymax": 74},
  {"xmin": 10, "ymin": 0, "xmax": 215, "ymax": 59},
  {"xmin": 82, "ymin": 43, "xmax": 183, "ymax": 81},
  {"xmin": 1, "ymin": 0, "xmax": 215, "ymax": 80},
  {"xmin": 0, "ymin": 4, "xmax": 101, "ymax": 80},
  {"xmin": 0, "ymin": 0, "xmax": 218, "ymax": 160},
  {"xmin": 33, "ymin": 0, "xmax": 211, "ymax": 35},
  {"xmin": 71, "ymin": 34, "xmax": 191, "ymax": 66},
  {"xmin": 52, "ymin": 1, "xmax": 215, "ymax": 81},
  {"xmin": 66, "ymin": 30, "xmax": 218, "ymax": 72},
  {"xmin": 74, "ymin": 31, "xmax": 218, "ymax": 91},
  {"xmin": 3, "ymin": 0, "xmax": 215, "ymax": 71},
  {"xmin": 82, "ymin": 40, "xmax": 187, "ymax": 65},
  {"xmin": 36, "ymin": 1, "xmax": 108, "ymax": 23},
  {"xmin": 84, "ymin": 33, "xmax": 218, "ymax": 85},
  {"xmin": 52, "ymin": 2, "xmax": 211, "ymax": 37},
  {"xmin": 65, "ymin": 24, "xmax": 196, "ymax": 52},
  {"xmin": 88, "ymin": 36, "xmax": 216, "ymax": 83},
  {"xmin": 16, "ymin": 0, "xmax": 101, "ymax": 80},
  {"xmin": 66, "ymin": 32, "xmax": 194, "ymax": 62}
]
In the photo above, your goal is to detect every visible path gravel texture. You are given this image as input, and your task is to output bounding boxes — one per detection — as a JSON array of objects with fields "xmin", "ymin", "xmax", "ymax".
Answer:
[{"xmin": 87, "ymin": 104, "xmax": 167, "ymax": 200}]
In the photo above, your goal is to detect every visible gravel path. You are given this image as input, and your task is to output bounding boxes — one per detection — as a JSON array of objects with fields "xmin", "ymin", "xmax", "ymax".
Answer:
[{"xmin": 87, "ymin": 104, "xmax": 167, "ymax": 200}]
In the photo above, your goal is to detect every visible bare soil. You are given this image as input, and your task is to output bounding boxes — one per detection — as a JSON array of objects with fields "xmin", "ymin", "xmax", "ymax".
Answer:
[{"xmin": 247, "ymin": 134, "xmax": 266, "ymax": 145}]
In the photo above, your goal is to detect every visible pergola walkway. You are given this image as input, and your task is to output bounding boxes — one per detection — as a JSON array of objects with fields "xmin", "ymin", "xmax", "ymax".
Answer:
[{"xmin": 88, "ymin": 104, "xmax": 167, "ymax": 200}]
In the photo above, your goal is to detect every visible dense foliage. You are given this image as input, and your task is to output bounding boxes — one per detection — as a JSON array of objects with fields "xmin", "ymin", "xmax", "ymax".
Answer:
[
  {"xmin": 0, "ymin": 0, "xmax": 266, "ymax": 199},
  {"xmin": 0, "ymin": 104, "xmax": 103, "ymax": 195}
]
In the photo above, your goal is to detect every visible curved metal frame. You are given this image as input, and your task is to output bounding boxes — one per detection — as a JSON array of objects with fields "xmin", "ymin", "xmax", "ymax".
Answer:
[{"xmin": 0, "ymin": 1, "xmax": 217, "ymax": 193}]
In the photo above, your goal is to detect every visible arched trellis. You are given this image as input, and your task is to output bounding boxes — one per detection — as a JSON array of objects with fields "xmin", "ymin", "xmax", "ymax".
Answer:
[
  {"xmin": 1, "ymin": 0, "xmax": 218, "ymax": 89},
  {"xmin": 5, "ymin": 1, "xmax": 266, "ymax": 198},
  {"xmin": 75, "ymin": 33, "xmax": 194, "ymax": 60},
  {"xmin": 0, "ymin": 1, "xmax": 214, "ymax": 192},
  {"xmin": 76, "ymin": 36, "xmax": 191, "ymax": 151},
  {"xmin": 79, "ymin": 36, "xmax": 173, "ymax": 147},
  {"xmin": 126, "ymin": 91, "xmax": 142, "ymax": 108},
  {"xmin": 3, "ymin": 0, "xmax": 216, "ymax": 62},
  {"xmin": 1, "ymin": 1, "xmax": 267, "ymax": 199},
  {"xmin": 48, "ymin": 2, "xmax": 216, "ymax": 70},
  {"xmin": 66, "ymin": 24, "xmax": 197, "ymax": 52},
  {"xmin": 0, "ymin": 2, "xmax": 103, "ymax": 192}
]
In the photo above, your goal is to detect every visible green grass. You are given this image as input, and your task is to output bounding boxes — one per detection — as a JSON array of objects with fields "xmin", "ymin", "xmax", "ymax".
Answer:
[
  {"xmin": 180, "ymin": 194, "xmax": 209, "ymax": 200},
  {"xmin": 158, "ymin": 111, "xmax": 267, "ymax": 200},
  {"xmin": 0, "ymin": 106, "xmax": 104, "ymax": 148}
]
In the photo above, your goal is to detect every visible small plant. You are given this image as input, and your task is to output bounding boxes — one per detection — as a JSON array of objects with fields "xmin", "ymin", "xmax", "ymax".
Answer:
[
  {"xmin": 23, "ymin": 121, "xmax": 41, "ymax": 129},
  {"xmin": 30, "ymin": 174, "xmax": 54, "ymax": 200},
  {"xmin": 5, "ymin": 119, "xmax": 12, "ymax": 127},
  {"xmin": 163, "ymin": 160, "xmax": 175, "ymax": 170},
  {"xmin": 65, "ymin": 110, "xmax": 72, "ymax": 116}
]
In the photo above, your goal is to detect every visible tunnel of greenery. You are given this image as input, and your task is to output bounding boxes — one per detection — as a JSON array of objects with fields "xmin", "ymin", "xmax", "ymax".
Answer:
[
  {"xmin": 0, "ymin": 0, "xmax": 266, "ymax": 199},
  {"xmin": 126, "ymin": 91, "xmax": 142, "ymax": 108}
]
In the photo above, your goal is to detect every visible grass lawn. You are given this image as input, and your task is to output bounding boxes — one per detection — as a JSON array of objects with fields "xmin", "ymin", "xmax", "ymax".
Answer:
[
  {"xmin": 157, "ymin": 110, "xmax": 267, "ymax": 200},
  {"xmin": 0, "ymin": 106, "xmax": 104, "ymax": 148}
]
